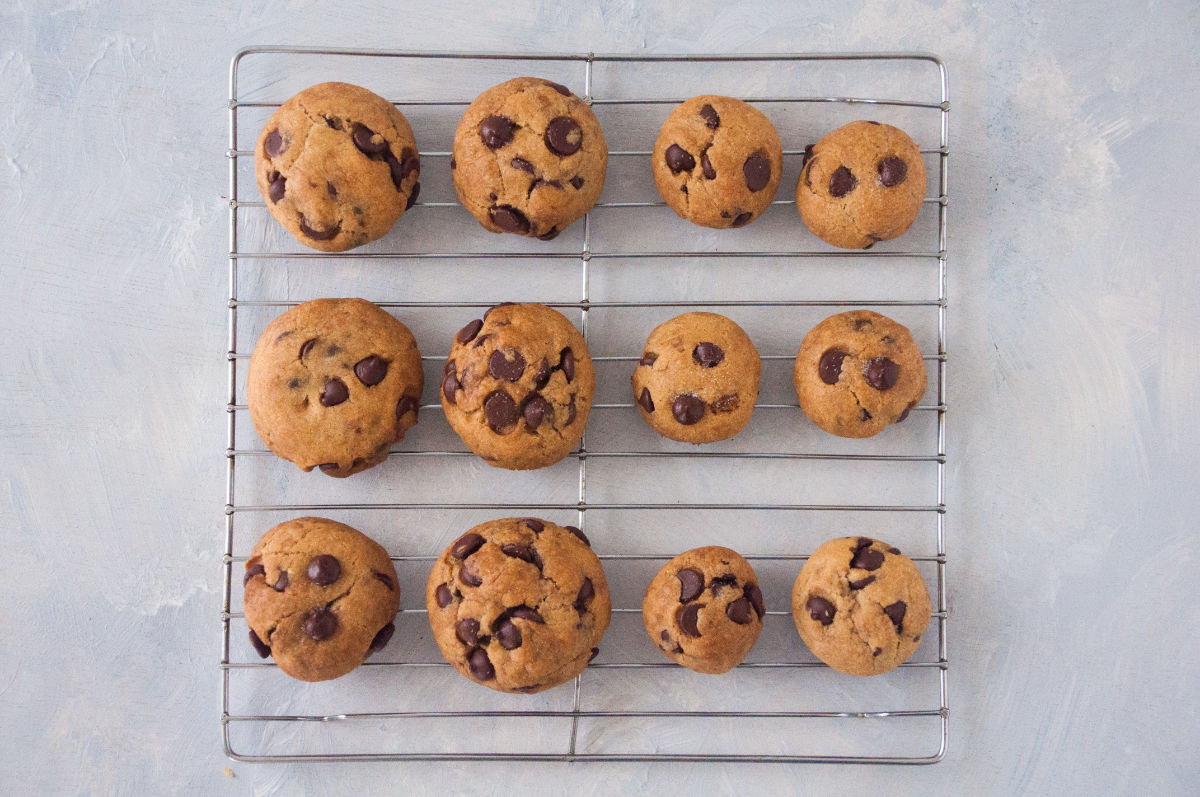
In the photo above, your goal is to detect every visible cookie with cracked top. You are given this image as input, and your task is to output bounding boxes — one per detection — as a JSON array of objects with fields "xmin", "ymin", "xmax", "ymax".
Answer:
[
  {"xmin": 643, "ymin": 546, "xmax": 765, "ymax": 674},
  {"xmin": 791, "ymin": 536, "xmax": 931, "ymax": 676},
  {"xmin": 441, "ymin": 302, "xmax": 594, "ymax": 470},
  {"xmin": 254, "ymin": 82, "xmax": 421, "ymax": 252},
  {"xmin": 795, "ymin": 120, "xmax": 926, "ymax": 249},
  {"xmin": 247, "ymin": 298, "xmax": 424, "ymax": 477},
  {"xmin": 451, "ymin": 77, "xmax": 607, "ymax": 239},
  {"xmin": 652, "ymin": 95, "xmax": 783, "ymax": 229},
  {"xmin": 792, "ymin": 310, "xmax": 925, "ymax": 439},
  {"xmin": 243, "ymin": 517, "xmax": 400, "ymax": 682},
  {"xmin": 426, "ymin": 517, "xmax": 610, "ymax": 693},
  {"xmin": 632, "ymin": 312, "xmax": 761, "ymax": 444}
]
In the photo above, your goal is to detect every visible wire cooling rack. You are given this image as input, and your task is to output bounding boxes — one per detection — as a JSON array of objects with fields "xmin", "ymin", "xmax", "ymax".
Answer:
[{"xmin": 221, "ymin": 48, "xmax": 949, "ymax": 764}]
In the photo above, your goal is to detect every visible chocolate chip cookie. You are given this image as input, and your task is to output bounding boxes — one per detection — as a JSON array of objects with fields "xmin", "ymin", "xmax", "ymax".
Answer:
[
  {"xmin": 632, "ymin": 312, "xmax": 761, "ymax": 443},
  {"xmin": 243, "ymin": 517, "xmax": 400, "ymax": 682},
  {"xmin": 451, "ymin": 77, "xmax": 607, "ymax": 240},
  {"xmin": 791, "ymin": 536, "xmax": 931, "ymax": 676},
  {"xmin": 246, "ymin": 298, "xmax": 424, "ymax": 477},
  {"xmin": 793, "ymin": 310, "xmax": 925, "ymax": 439},
  {"xmin": 441, "ymin": 302, "xmax": 594, "ymax": 469},
  {"xmin": 643, "ymin": 546, "xmax": 765, "ymax": 674},
  {"xmin": 426, "ymin": 518, "xmax": 610, "ymax": 693},
  {"xmin": 255, "ymin": 81, "xmax": 421, "ymax": 252},
  {"xmin": 652, "ymin": 96, "xmax": 783, "ymax": 229},
  {"xmin": 795, "ymin": 120, "xmax": 926, "ymax": 249}
]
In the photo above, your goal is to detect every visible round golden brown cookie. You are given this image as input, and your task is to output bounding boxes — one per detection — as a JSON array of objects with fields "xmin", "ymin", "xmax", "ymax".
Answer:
[
  {"xmin": 255, "ymin": 82, "xmax": 420, "ymax": 252},
  {"xmin": 426, "ymin": 518, "xmax": 610, "ymax": 693},
  {"xmin": 791, "ymin": 536, "xmax": 930, "ymax": 676},
  {"xmin": 247, "ymin": 298, "xmax": 424, "ymax": 477},
  {"xmin": 632, "ymin": 312, "xmax": 761, "ymax": 443},
  {"xmin": 243, "ymin": 517, "xmax": 400, "ymax": 682},
  {"xmin": 451, "ymin": 77, "xmax": 607, "ymax": 240},
  {"xmin": 795, "ymin": 120, "xmax": 926, "ymax": 249},
  {"xmin": 652, "ymin": 96, "xmax": 783, "ymax": 229},
  {"xmin": 441, "ymin": 303, "xmax": 594, "ymax": 469},
  {"xmin": 793, "ymin": 310, "xmax": 925, "ymax": 439},
  {"xmin": 643, "ymin": 546, "xmax": 765, "ymax": 674}
]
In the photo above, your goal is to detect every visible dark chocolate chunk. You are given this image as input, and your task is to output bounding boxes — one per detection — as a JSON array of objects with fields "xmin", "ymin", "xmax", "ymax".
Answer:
[
  {"xmin": 711, "ymin": 394, "xmax": 739, "ymax": 413},
  {"xmin": 489, "ymin": 204, "xmax": 530, "ymax": 234},
  {"xmin": 709, "ymin": 574, "xmax": 738, "ymax": 594},
  {"xmin": 849, "ymin": 575, "xmax": 876, "ymax": 590},
  {"xmin": 483, "ymin": 390, "xmax": 519, "ymax": 433},
  {"xmin": 459, "ymin": 562, "xmax": 482, "ymax": 587},
  {"xmin": 320, "ymin": 378, "xmax": 348, "ymax": 407},
  {"xmin": 805, "ymin": 595, "xmax": 835, "ymax": 625},
  {"xmin": 267, "ymin": 172, "xmax": 286, "ymax": 203},
  {"xmin": 883, "ymin": 600, "xmax": 907, "ymax": 631},
  {"xmin": 524, "ymin": 518, "xmax": 544, "ymax": 533},
  {"xmin": 744, "ymin": 584, "xmax": 765, "ymax": 618},
  {"xmin": 510, "ymin": 156, "xmax": 534, "ymax": 173},
  {"xmin": 637, "ymin": 387, "xmax": 654, "ymax": 413},
  {"xmin": 298, "ymin": 215, "xmax": 340, "ymax": 241},
  {"xmin": 726, "ymin": 597, "xmax": 753, "ymax": 625},
  {"xmin": 544, "ymin": 116, "xmax": 582, "ymax": 156},
  {"xmin": 441, "ymin": 370, "xmax": 461, "ymax": 403},
  {"xmin": 692, "ymin": 342, "xmax": 724, "ymax": 368},
  {"xmin": 731, "ymin": 211, "xmax": 752, "ymax": 227},
  {"xmin": 818, "ymin": 349, "xmax": 847, "ymax": 385},
  {"xmin": 638, "ymin": 352, "xmax": 658, "ymax": 367},
  {"xmin": 495, "ymin": 618, "xmax": 522, "ymax": 650},
  {"xmin": 829, "ymin": 166, "xmax": 857, "ymax": 198},
  {"xmin": 468, "ymin": 647, "xmax": 495, "ymax": 680},
  {"xmin": 354, "ymin": 355, "xmax": 388, "ymax": 387},
  {"xmin": 368, "ymin": 621, "xmax": 395, "ymax": 654},
  {"xmin": 574, "ymin": 577, "xmax": 595, "ymax": 613},
  {"xmin": 450, "ymin": 532, "xmax": 485, "ymax": 559},
  {"xmin": 501, "ymin": 543, "xmax": 538, "ymax": 565},
  {"xmin": 373, "ymin": 571, "xmax": 395, "ymax": 591},
  {"xmin": 302, "ymin": 607, "xmax": 338, "ymax": 641},
  {"xmin": 435, "ymin": 583, "xmax": 454, "ymax": 607},
  {"xmin": 743, "ymin": 152, "xmax": 771, "ymax": 191},
  {"xmin": 457, "ymin": 319, "xmax": 483, "ymax": 345},
  {"xmin": 305, "ymin": 554, "xmax": 341, "ymax": 586},
  {"xmin": 671, "ymin": 393, "xmax": 705, "ymax": 425},
  {"xmin": 864, "ymin": 357, "xmax": 900, "ymax": 390},
  {"xmin": 665, "ymin": 143, "xmax": 695, "ymax": 173},
  {"xmin": 699, "ymin": 103, "xmax": 720, "ymax": 129},
  {"xmin": 263, "ymin": 129, "xmax": 286, "ymax": 158},
  {"xmin": 243, "ymin": 563, "xmax": 264, "ymax": 586},
  {"xmin": 298, "ymin": 338, "xmax": 316, "ymax": 359},
  {"xmin": 677, "ymin": 568, "xmax": 704, "ymax": 602},
  {"xmin": 878, "ymin": 156, "xmax": 908, "ymax": 187},
  {"xmin": 248, "ymin": 629, "xmax": 270, "ymax": 658},
  {"xmin": 559, "ymin": 348, "xmax": 575, "ymax": 382},
  {"xmin": 488, "ymin": 349, "xmax": 526, "ymax": 382},
  {"xmin": 564, "ymin": 525, "xmax": 590, "ymax": 547},
  {"xmin": 456, "ymin": 617, "xmax": 481, "ymax": 646},
  {"xmin": 678, "ymin": 603, "xmax": 703, "ymax": 637},
  {"xmin": 522, "ymin": 394, "xmax": 551, "ymax": 430},
  {"xmin": 700, "ymin": 151, "xmax": 716, "ymax": 180},
  {"xmin": 533, "ymin": 358, "xmax": 551, "ymax": 388},
  {"xmin": 507, "ymin": 605, "xmax": 545, "ymax": 623},
  {"xmin": 480, "ymin": 115, "xmax": 517, "ymax": 149},
  {"xmin": 850, "ymin": 542, "xmax": 885, "ymax": 571},
  {"xmin": 569, "ymin": 175, "xmax": 585, "ymax": 189},
  {"xmin": 351, "ymin": 123, "xmax": 388, "ymax": 155}
]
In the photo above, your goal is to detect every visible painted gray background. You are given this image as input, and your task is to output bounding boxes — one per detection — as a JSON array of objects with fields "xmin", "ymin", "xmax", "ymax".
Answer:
[{"xmin": 2, "ymin": 0, "xmax": 1198, "ymax": 794}]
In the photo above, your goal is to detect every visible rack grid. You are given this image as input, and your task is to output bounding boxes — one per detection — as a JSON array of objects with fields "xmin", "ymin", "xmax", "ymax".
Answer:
[{"xmin": 222, "ymin": 48, "xmax": 949, "ymax": 764}]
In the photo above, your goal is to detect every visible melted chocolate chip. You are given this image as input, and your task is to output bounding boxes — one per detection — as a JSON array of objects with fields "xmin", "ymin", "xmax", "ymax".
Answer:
[
  {"xmin": 692, "ymin": 342, "xmax": 724, "ymax": 368},
  {"xmin": 483, "ymin": 391, "xmax": 519, "ymax": 433},
  {"xmin": 859, "ymin": 408, "xmax": 872, "ymax": 422},
  {"xmin": 435, "ymin": 583, "xmax": 454, "ymax": 607},
  {"xmin": 317, "ymin": 463, "xmax": 340, "ymax": 474},
  {"xmin": 744, "ymin": 584, "xmax": 765, "ymax": 618},
  {"xmin": 368, "ymin": 621, "xmax": 395, "ymax": 654},
  {"xmin": 559, "ymin": 348, "xmax": 575, "ymax": 382},
  {"xmin": 354, "ymin": 355, "xmax": 388, "ymax": 387},
  {"xmin": 523, "ymin": 519, "xmax": 545, "ymax": 533},
  {"xmin": 671, "ymin": 393, "xmax": 705, "ymax": 425},
  {"xmin": 801, "ymin": 144, "xmax": 815, "ymax": 167},
  {"xmin": 570, "ymin": 175, "xmax": 585, "ymax": 189},
  {"xmin": 489, "ymin": 204, "xmax": 530, "ymax": 234},
  {"xmin": 849, "ymin": 575, "xmax": 876, "ymax": 590},
  {"xmin": 665, "ymin": 143, "xmax": 695, "ymax": 173},
  {"xmin": 818, "ymin": 349, "xmax": 847, "ymax": 385},
  {"xmin": 874, "ymin": 647, "xmax": 883, "ymax": 657},
  {"xmin": 637, "ymin": 387, "xmax": 654, "ymax": 413},
  {"xmin": 864, "ymin": 357, "xmax": 900, "ymax": 390},
  {"xmin": 501, "ymin": 543, "xmax": 539, "ymax": 566},
  {"xmin": 878, "ymin": 156, "xmax": 908, "ymax": 187},
  {"xmin": 888, "ymin": 546, "xmax": 902, "ymax": 555},
  {"xmin": 267, "ymin": 172, "xmax": 286, "ymax": 203},
  {"xmin": 248, "ymin": 630, "xmax": 271, "ymax": 658},
  {"xmin": 574, "ymin": 578, "xmax": 595, "ymax": 613},
  {"xmin": 883, "ymin": 600, "xmax": 907, "ymax": 631},
  {"xmin": 677, "ymin": 568, "xmax": 704, "ymax": 603},
  {"xmin": 638, "ymin": 352, "xmax": 658, "ymax": 367},
  {"xmin": 508, "ymin": 605, "xmax": 545, "ymax": 624},
  {"xmin": 805, "ymin": 595, "xmax": 835, "ymax": 625},
  {"xmin": 488, "ymin": 349, "xmax": 526, "ymax": 382},
  {"xmin": 564, "ymin": 525, "xmax": 590, "ymax": 547},
  {"xmin": 457, "ymin": 319, "xmax": 483, "ymax": 345},
  {"xmin": 456, "ymin": 618, "xmax": 481, "ymax": 646},
  {"xmin": 678, "ymin": 603, "xmax": 703, "ymax": 637},
  {"xmin": 450, "ymin": 532, "xmax": 485, "ymax": 559},
  {"xmin": 743, "ymin": 152, "xmax": 771, "ymax": 192},
  {"xmin": 589, "ymin": 647, "xmax": 600, "ymax": 662},
  {"xmin": 479, "ymin": 115, "xmax": 516, "ymax": 149},
  {"xmin": 272, "ymin": 571, "xmax": 289, "ymax": 592},
  {"xmin": 468, "ymin": 648, "xmax": 495, "ymax": 680},
  {"xmin": 510, "ymin": 156, "xmax": 534, "ymax": 173},
  {"xmin": 320, "ymin": 378, "xmax": 348, "ymax": 407},
  {"xmin": 298, "ymin": 338, "xmax": 316, "ymax": 359},
  {"xmin": 441, "ymin": 369, "xmax": 461, "ymax": 403},
  {"xmin": 701, "ymin": 151, "xmax": 716, "ymax": 180},
  {"xmin": 326, "ymin": 181, "xmax": 337, "ymax": 198},
  {"xmin": 896, "ymin": 405, "xmax": 913, "ymax": 423},
  {"xmin": 298, "ymin": 215, "xmax": 340, "ymax": 241},
  {"xmin": 699, "ymin": 103, "xmax": 720, "ymax": 129},
  {"xmin": 263, "ymin": 129, "xmax": 286, "ymax": 158},
  {"xmin": 302, "ymin": 607, "xmax": 338, "ymax": 641},
  {"xmin": 566, "ymin": 395, "xmax": 577, "ymax": 426},
  {"xmin": 829, "ymin": 166, "xmax": 857, "ymax": 198},
  {"xmin": 305, "ymin": 554, "xmax": 341, "ymax": 586},
  {"xmin": 726, "ymin": 597, "xmax": 753, "ymax": 625},
  {"xmin": 709, "ymin": 574, "xmax": 738, "ymax": 594},
  {"xmin": 405, "ymin": 182, "xmax": 420, "ymax": 208},
  {"xmin": 850, "ymin": 540, "xmax": 885, "ymax": 571},
  {"xmin": 459, "ymin": 562, "xmax": 482, "ymax": 587},
  {"xmin": 731, "ymin": 211, "xmax": 752, "ymax": 227},
  {"xmin": 711, "ymin": 394, "xmax": 739, "ymax": 413},
  {"xmin": 351, "ymin": 124, "xmax": 388, "ymax": 155},
  {"xmin": 495, "ymin": 618, "xmax": 522, "ymax": 650},
  {"xmin": 243, "ymin": 563, "xmax": 264, "ymax": 586},
  {"xmin": 374, "ymin": 571, "xmax": 395, "ymax": 591},
  {"xmin": 522, "ymin": 394, "xmax": 551, "ymax": 430},
  {"xmin": 532, "ymin": 358, "xmax": 551, "ymax": 388},
  {"xmin": 545, "ymin": 116, "xmax": 583, "ymax": 156}
]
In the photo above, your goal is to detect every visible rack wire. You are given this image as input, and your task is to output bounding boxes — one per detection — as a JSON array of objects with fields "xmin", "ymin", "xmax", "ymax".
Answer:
[{"xmin": 222, "ymin": 48, "xmax": 949, "ymax": 764}]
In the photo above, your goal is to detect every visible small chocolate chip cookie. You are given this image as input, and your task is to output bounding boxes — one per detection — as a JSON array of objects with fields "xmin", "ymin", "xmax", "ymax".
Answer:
[
  {"xmin": 441, "ymin": 303, "xmax": 594, "ymax": 469},
  {"xmin": 652, "ymin": 96, "xmax": 783, "ymax": 229},
  {"xmin": 643, "ymin": 546, "xmax": 765, "ymax": 674},
  {"xmin": 632, "ymin": 312, "xmax": 761, "ymax": 443},
  {"xmin": 795, "ymin": 120, "xmax": 926, "ymax": 249},
  {"xmin": 255, "ymin": 82, "xmax": 421, "ymax": 252},
  {"xmin": 243, "ymin": 517, "xmax": 400, "ymax": 682},
  {"xmin": 793, "ymin": 310, "xmax": 925, "ymax": 439},
  {"xmin": 426, "ymin": 518, "xmax": 610, "ymax": 693},
  {"xmin": 791, "ymin": 536, "xmax": 931, "ymax": 676},
  {"xmin": 451, "ymin": 77, "xmax": 607, "ymax": 240},
  {"xmin": 247, "ymin": 298, "xmax": 424, "ymax": 477}
]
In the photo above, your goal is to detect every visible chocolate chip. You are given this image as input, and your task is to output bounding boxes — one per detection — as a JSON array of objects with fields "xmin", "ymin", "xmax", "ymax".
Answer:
[
  {"xmin": 326, "ymin": 181, "xmax": 337, "ymax": 198},
  {"xmin": 539, "ymin": 224, "xmax": 559, "ymax": 237},
  {"xmin": 883, "ymin": 601, "xmax": 907, "ymax": 631},
  {"xmin": 818, "ymin": 349, "xmax": 847, "ymax": 385},
  {"xmin": 711, "ymin": 394, "xmax": 739, "ymax": 413},
  {"xmin": 510, "ymin": 156, "xmax": 534, "ymax": 173},
  {"xmin": 298, "ymin": 338, "xmax": 317, "ymax": 359},
  {"xmin": 665, "ymin": 143, "xmax": 695, "ymax": 174},
  {"xmin": 522, "ymin": 394, "xmax": 551, "ymax": 430},
  {"xmin": 456, "ymin": 618, "xmax": 481, "ymax": 646},
  {"xmin": 441, "ymin": 370, "xmax": 460, "ymax": 403},
  {"xmin": 677, "ymin": 568, "xmax": 703, "ymax": 602},
  {"xmin": 545, "ymin": 116, "xmax": 582, "ymax": 156},
  {"xmin": 678, "ymin": 603, "xmax": 703, "ymax": 637},
  {"xmin": 803, "ymin": 154, "xmax": 817, "ymax": 188},
  {"xmin": 850, "ymin": 541, "xmax": 885, "ymax": 571},
  {"xmin": 350, "ymin": 124, "xmax": 386, "ymax": 156},
  {"xmin": 302, "ymin": 607, "xmax": 338, "ymax": 641},
  {"xmin": 264, "ymin": 129, "xmax": 286, "ymax": 158},
  {"xmin": 864, "ymin": 357, "xmax": 900, "ymax": 390},
  {"xmin": 374, "ymin": 571, "xmax": 395, "ymax": 591},
  {"xmin": 699, "ymin": 103, "xmax": 720, "ymax": 129},
  {"xmin": 501, "ymin": 543, "xmax": 538, "ymax": 565},
  {"xmin": 267, "ymin": 172, "xmax": 286, "ymax": 203},
  {"xmin": 272, "ymin": 571, "xmax": 289, "ymax": 591},
  {"xmin": 637, "ymin": 387, "xmax": 654, "ymax": 413},
  {"xmin": 479, "ymin": 115, "xmax": 516, "ymax": 149},
  {"xmin": 805, "ymin": 595, "xmax": 835, "ymax": 625},
  {"xmin": 888, "ymin": 546, "xmax": 902, "ymax": 555},
  {"xmin": 589, "ymin": 647, "xmax": 600, "ymax": 662},
  {"xmin": 638, "ymin": 352, "xmax": 658, "ymax": 367},
  {"xmin": 495, "ymin": 618, "xmax": 522, "ymax": 650},
  {"xmin": 743, "ymin": 153, "xmax": 771, "ymax": 192},
  {"xmin": 564, "ymin": 525, "xmax": 590, "ymax": 547},
  {"xmin": 574, "ymin": 577, "xmax": 595, "ymax": 613},
  {"xmin": 324, "ymin": 116, "xmax": 341, "ymax": 130},
  {"xmin": 405, "ymin": 181, "xmax": 420, "ymax": 209},
  {"xmin": 508, "ymin": 605, "xmax": 545, "ymax": 623},
  {"xmin": 848, "ymin": 575, "xmax": 876, "ymax": 590},
  {"xmin": 857, "ymin": 537, "xmax": 873, "ymax": 548},
  {"xmin": 731, "ymin": 212, "xmax": 752, "ymax": 227},
  {"xmin": 455, "ymin": 319, "xmax": 483, "ymax": 345},
  {"xmin": 473, "ymin": 334, "xmax": 491, "ymax": 349},
  {"xmin": 531, "ymin": 178, "xmax": 563, "ymax": 191},
  {"xmin": 544, "ymin": 80, "xmax": 572, "ymax": 96},
  {"xmin": 566, "ymin": 395, "xmax": 577, "ymax": 425},
  {"xmin": 368, "ymin": 621, "xmax": 395, "ymax": 654},
  {"xmin": 317, "ymin": 463, "xmax": 340, "ymax": 474},
  {"xmin": 483, "ymin": 391, "xmax": 519, "ymax": 433},
  {"xmin": 853, "ymin": 319, "xmax": 873, "ymax": 331},
  {"xmin": 671, "ymin": 393, "xmax": 705, "ymax": 425},
  {"xmin": 489, "ymin": 204, "xmax": 530, "ymax": 234},
  {"xmin": 533, "ymin": 359, "xmax": 551, "ymax": 388},
  {"xmin": 726, "ymin": 597, "xmax": 753, "ymax": 625},
  {"xmin": 709, "ymin": 574, "xmax": 738, "ymax": 594},
  {"xmin": 468, "ymin": 648, "xmax": 494, "ymax": 680},
  {"xmin": 569, "ymin": 175, "xmax": 585, "ymax": 189},
  {"xmin": 488, "ymin": 349, "xmax": 526, "ymax": 381},
  {"xmin": 896, "ymin": 405, "xmax": 912, "ymax": 423},
  {"xmin": 661, "ymin": 629, "xmax": 670, "ymax": 642},
  {"xmin": 393, "ymin": 393, "xmax": 416, "ymax": 420},
  {"xmin": 744, "ymin": 584, "xmax": 765, "ymax": 618},
  {"xmin": 859, "ymin": 408, "xmax": 872, "ymax": 422},
  {"xmin": 450, "ymin": 532, "xmax": 485, "ymax": 559},
  {"xmin": 449, "ymin": 157, "xmax": 456, "ymax": 169},
  {"xmin": 287, "ymin": 378, "xmax": 302, "ymax": 389},
  {"xmin": 559, "ymin": 348, "xmax": 575, "ymax": 382},
  {"xmin": 305, "ymin": 554, "xmax": 341, "ymax": 586},
  {"xmin": 680, "ymin": 185, "xmax": 688, "ymax": 194},
  {"xmin": 829, "ymin": 166, "xmax": 857, "ymax": 198},
  {"xmin": 874, "ymin": 647, "xmax": 883, "ymax": 656},
  {"xmin": 320, "ymin": 378, "xmax": 348, "ymax": 407},
  {"xmin": 353, "ymin": 355, "xmax": 388, "ymax": 387},
  {"xmin": 248, "ymin": 629, "xmax": 271, "ymax": 658},
  {"xmin": 867, "ymin": 120, "xmax": 881, "ymax": 125},
  {"xmin": 298, "ymin": 215, "xmax": 340, "ymax": 241},
  {"xmin": 460, "ymin": 562, "xmax": 482, "ymax": 587},
  {"xmin": 435, "ymin": 583, "xmax": 454, "ymax": 607},
  {"xmin": 243, "ymin": 563, "xmax": 264, "ymax": 586},
  {"xmin": 878, "ymin": 156, "xmax": 908, "ymax": 187},
  {"xmin": 801, "ymin": 144, "xmax": 815, "ymax": 167},
  {"xmin": 524, "ymin": 519, "xmax": 544, "ymax": 533},
  {"xmin": 700, "ymin": 151, "xmax": 716, "ymax": 180},
  {"xmin": 692, "ymin": 342, "xmax": 724, "ymax": 368}
]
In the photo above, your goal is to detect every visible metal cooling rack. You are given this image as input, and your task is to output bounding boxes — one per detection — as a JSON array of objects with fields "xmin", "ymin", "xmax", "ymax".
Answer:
[{"xmin": 222, "ymin": 48, "xmax": 949, "ymax": 764}]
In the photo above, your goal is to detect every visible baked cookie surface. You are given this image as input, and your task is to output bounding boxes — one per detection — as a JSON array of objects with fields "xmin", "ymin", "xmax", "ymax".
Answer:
[
  {"xmin": 652, "ymin": 95, "xmax": 783, "ymax": 229},
  {"xmin": 795, "ymin": 120, "xmax": 926, "ymax": 249},
  {"xmin": 791, "ymin": 536, "xmax": 931, "ymax": 676},
  {"xmin": 254, "ymin": 82, "xmax": 420, "ymax": 252},
  {"xmin": 247, "ymin": 298, "xmax": 424, "ymax": 477},
  {"xmin": 243, "ymin": 517, "xmax": 400, "ymax": 682},
  {"xmin": 451, "ymin": 77, "xmax": 607, "ymax": 240},
  {"xmin": 426, "ymin": 518, "xmax": 610, "ymax": 693}
]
